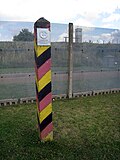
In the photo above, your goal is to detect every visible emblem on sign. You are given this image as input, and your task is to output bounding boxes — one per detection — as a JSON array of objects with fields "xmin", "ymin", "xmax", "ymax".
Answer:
[{"xmin": 40, "ymin": 31, "xmax": 48, "ymax": 39}]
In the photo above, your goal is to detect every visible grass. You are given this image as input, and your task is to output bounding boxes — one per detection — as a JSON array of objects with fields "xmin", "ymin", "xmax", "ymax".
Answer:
[{"xmin": 0, "ymin": 93, "xmax": 120, "ymax": 160}]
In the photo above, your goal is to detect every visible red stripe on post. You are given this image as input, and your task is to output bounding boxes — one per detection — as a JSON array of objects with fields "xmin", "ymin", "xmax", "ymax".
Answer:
[
  {"xmin": 37, "ymin": 58, "xmax": 51, "ymax": 80},
  {"xmin": 35, "ymin": 64, "xmax": 38, "ymax": 80},
  {"xmin": 41, "ymin": 122, "xmax": 53, "ymax": 139},
  {"xmin": 39, "ymin": 92, "xmax": 52, "ymax": 112},
  {"xmin": 36, "ymin": 94, "xmax": 39, "ymax": 106}
]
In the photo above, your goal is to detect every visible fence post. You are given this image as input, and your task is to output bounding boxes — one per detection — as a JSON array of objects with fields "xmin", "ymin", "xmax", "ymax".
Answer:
[
  {"xmin": 34, "ymin": 17, "xmax": 53, "ymax": 142},
  {"xmin": 68, "ymin": 23, "xmax": 73, "ymax": 98}
]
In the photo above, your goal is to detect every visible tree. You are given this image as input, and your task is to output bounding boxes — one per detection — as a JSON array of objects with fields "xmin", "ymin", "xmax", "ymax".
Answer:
[{"xmin": 13, "ymin": 29, "xmax": 34, "ymax": 41}]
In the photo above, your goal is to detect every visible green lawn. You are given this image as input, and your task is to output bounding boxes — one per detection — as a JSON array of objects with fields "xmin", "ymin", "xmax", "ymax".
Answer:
[{"xmin": 0, "ymin": 93, "xmax": 120, "ymax": 160}]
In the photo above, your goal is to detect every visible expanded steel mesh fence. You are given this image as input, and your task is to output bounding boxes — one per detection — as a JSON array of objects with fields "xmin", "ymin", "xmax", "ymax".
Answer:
[
  {"xmin": 72, "ymin": 42, "xmax": 120, "ymax": 93},
  {"xmin": 0, "ymin": 22, "xmax": 120, "ymax": 100}
]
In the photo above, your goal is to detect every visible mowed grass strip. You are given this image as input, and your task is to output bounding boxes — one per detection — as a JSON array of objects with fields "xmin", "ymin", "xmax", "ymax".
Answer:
[{"xmin": 0, "ymin": 93, "xmax": 120, "ymax": 160}]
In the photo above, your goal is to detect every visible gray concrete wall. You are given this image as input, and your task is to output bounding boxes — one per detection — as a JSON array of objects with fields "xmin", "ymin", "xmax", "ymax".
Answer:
[
  {"xmin": 0, "ymin": 41, "xmax": 120, "ymax": 100},
  {"xmin": 0, "ymin": 41, "xmax": 120, "ymax": 70}
]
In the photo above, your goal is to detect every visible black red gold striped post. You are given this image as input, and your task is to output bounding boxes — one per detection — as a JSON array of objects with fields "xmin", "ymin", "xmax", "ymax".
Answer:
[{"xmin": 34, "ymin": 17, "xmax": 53, "ymax": 141}]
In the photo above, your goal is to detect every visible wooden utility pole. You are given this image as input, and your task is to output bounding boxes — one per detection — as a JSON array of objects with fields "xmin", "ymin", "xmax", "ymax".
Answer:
[{"xmin": 68, "ymin": 23, "xmax": 73, "ymax": 98}]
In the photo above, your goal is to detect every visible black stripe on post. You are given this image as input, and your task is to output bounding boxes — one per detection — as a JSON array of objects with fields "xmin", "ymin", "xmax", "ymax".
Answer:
[
  {"xmin": 36, "ymin": 82, "xmax": 51, "ymax": 102},
  {"xmin": 40, "ymin": 113, "xmax": 52, "ymax": 131},
  {"xmin": 35, "ymin": 47, "xmax": 51, "ymax": 68}
]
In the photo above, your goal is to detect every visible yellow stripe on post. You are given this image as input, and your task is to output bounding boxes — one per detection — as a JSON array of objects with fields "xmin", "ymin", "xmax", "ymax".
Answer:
[
  {"xmin": 37, "ymin": 70, "xmax": 51, "ymax": 92},
  {"xmin": 43, "ymin": 131, "xmax": 53, "ymax": 142},
  {"xmin": 39, "ymin": 103, "xmax": 52, "ymax": 123},
  {"xmin": 34, "ymin": 43, "xmax": 50, "ymax": 57}
]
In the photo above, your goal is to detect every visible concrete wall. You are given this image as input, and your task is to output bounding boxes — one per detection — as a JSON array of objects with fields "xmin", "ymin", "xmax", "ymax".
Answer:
[
  {"xmin": 0, "ymin": 41, "xmax": 120, "ymax": 69},
  {"xmin": 0, "ymin": 41, "xmax": 120, "ymax": 100},
  {"xmin": 0, "ymin": 42, "xmax": 34, "ymax": 68}
]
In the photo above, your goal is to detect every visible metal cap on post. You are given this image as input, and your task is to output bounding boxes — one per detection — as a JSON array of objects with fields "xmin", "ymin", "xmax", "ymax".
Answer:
[{"xmin": 34, "ymin": 17, "xmax": 53, "ymax": 142}]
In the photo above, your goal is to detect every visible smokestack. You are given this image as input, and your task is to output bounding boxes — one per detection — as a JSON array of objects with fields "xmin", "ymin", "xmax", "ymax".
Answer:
[{"xmin": 75, "ymin": 28, "xmax": 82, "ymax": 43}]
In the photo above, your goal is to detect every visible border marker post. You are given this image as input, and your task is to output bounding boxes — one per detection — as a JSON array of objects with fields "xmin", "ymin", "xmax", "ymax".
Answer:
[{"xmin": 34, "ymin": 17, "xmax": 53, "ymax": 142}]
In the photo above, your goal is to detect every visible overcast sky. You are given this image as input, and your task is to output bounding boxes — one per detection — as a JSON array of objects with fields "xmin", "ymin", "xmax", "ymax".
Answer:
[{"xmin": 0, "ymin": 0, "xmax": 120, "ymax": 29}]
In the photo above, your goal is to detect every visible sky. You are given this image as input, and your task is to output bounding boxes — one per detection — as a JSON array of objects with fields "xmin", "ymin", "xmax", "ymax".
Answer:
[
  {"xmin": 0, "ymin": 0, "xmax": 120, "ymax": 42},
  {"xmin": 0, "ymin": 21, "xmax": 119, "ymax": 43},
  {"xmin": 0, "ymin": 0, "xmax": 120, "ymax": 29}
]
